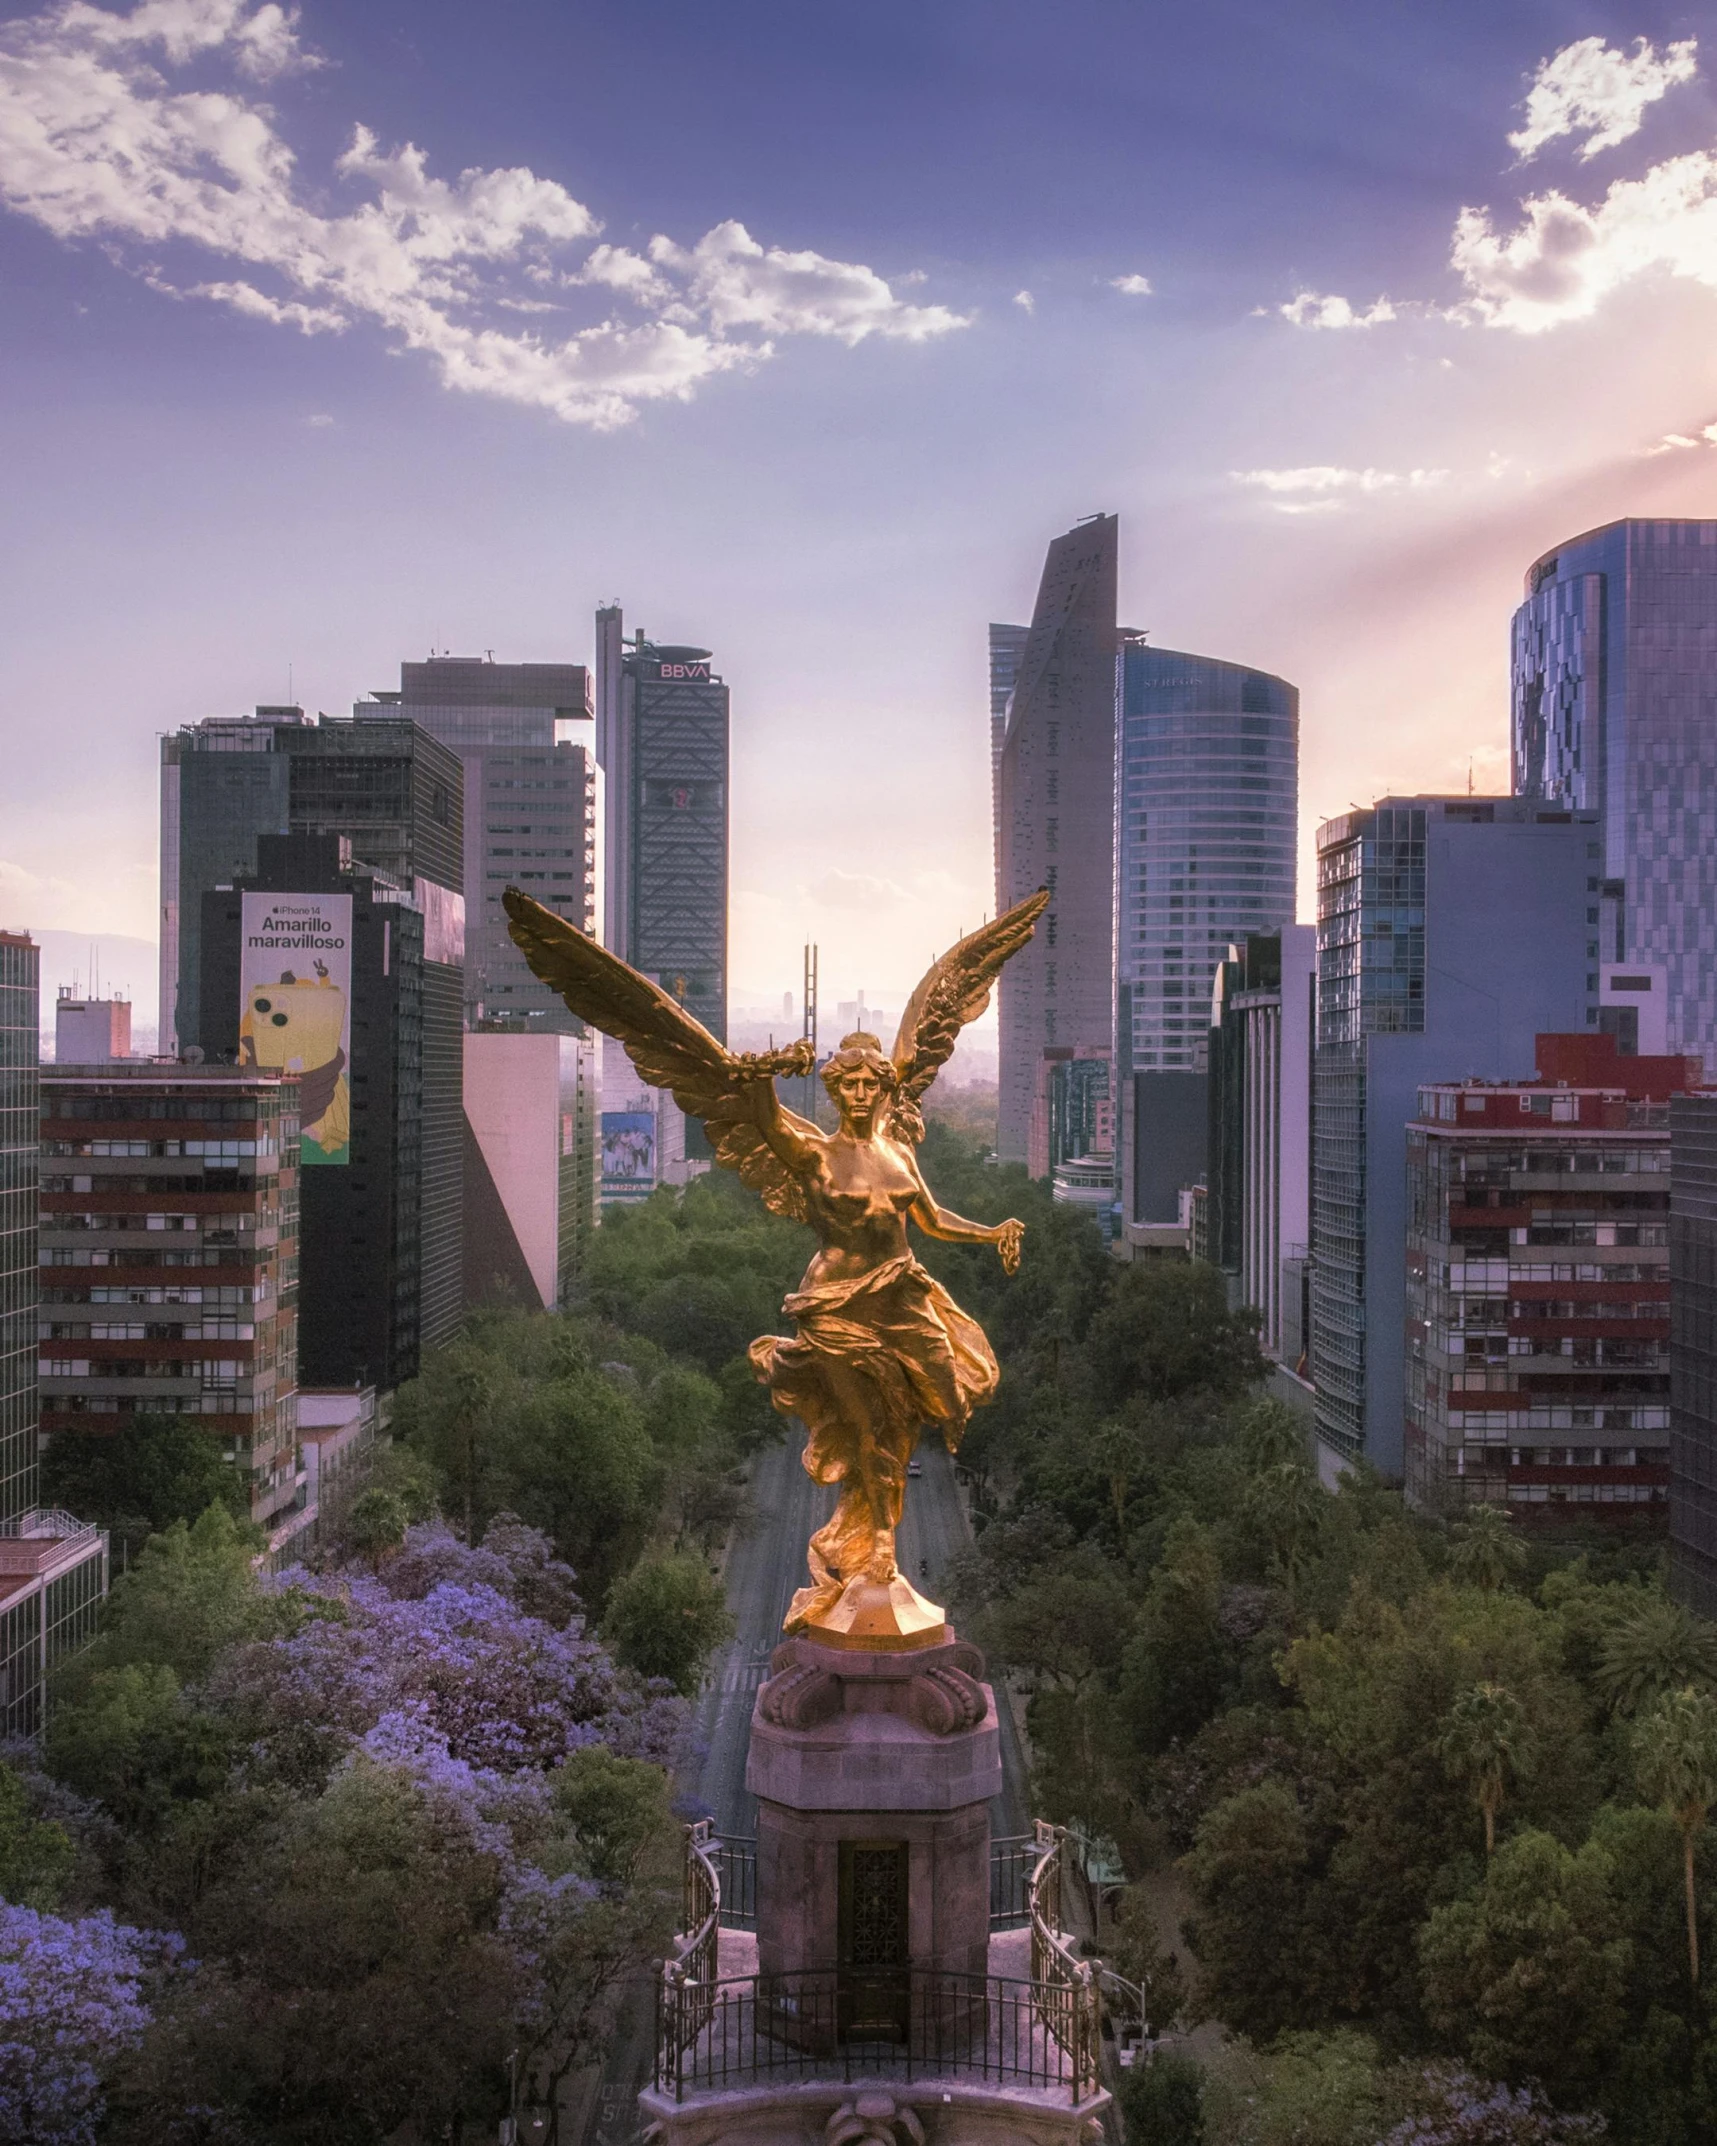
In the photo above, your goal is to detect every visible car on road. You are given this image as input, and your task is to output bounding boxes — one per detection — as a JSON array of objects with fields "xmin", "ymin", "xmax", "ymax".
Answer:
[{"xmin": 907, "ymin": 1460, "xmax": 922, "ymax": 1477}]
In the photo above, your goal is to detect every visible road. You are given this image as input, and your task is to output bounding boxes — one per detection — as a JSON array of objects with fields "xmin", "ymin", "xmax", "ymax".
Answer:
[{"xmin": 575, "ymin": 1430, "xmax": 1032, "ymax": 2144}]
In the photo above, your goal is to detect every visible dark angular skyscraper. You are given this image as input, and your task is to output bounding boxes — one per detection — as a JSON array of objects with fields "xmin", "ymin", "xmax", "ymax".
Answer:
[
  {"xmin": 0, "ymin": 932, "xmax": 39, "ymax": 1520},
  {"xmin": 994, "ymin": 515, "xmax": 1119, "ymax": 1169},
  {"xmin": 1513, "ymin": 519, "xmax": 1717, "ymax": 1059}
]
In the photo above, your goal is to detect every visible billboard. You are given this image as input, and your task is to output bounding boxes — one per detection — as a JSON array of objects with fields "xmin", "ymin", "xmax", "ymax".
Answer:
[
  {"xmin": 601, "ymin": 1110, "xmax": 656, "ymax": 1198},
  {"xmin": 239, "ymin": 892, "xmax": 353, "ymax": 1166}
]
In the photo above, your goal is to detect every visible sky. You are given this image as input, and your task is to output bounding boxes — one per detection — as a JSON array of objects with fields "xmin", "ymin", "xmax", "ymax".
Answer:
[{"xmin": 6, "ymin": 0, "xmax": 1717, "ymax": 1042}]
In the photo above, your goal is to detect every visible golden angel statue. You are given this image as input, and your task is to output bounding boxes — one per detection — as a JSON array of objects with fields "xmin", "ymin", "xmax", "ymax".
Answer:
[{"xmin": 503, "ymin": 884, "xmax": 1048, "ymax": 1645}]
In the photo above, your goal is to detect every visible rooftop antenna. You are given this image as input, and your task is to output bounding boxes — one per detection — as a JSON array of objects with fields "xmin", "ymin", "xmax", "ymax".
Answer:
[{"xmin": 1468, "ymin": 757, "xmax": 1474, "ymax": 796}]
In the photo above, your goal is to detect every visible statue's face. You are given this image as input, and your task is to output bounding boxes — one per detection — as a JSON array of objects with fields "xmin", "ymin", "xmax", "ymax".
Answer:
[{"xmin": 834, "ymin": 1064, "xmax": 884, "ymax": 1130}]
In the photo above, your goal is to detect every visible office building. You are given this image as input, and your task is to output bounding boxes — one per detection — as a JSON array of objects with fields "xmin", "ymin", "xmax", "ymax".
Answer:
[
  {"xmin": 1114, "ymin": 643, "xmax": 1298, "ymax": 1238},
  {"xmin": 39, "ymin": 1062, "xmax": 303, "ymax": 1543},
  {"xmin": 160, "ymin": 708, "xmax": 464, "ymax": 1057},
  {"xmin": 463, "ymin": 1029, "xmax": 598, "ymax": 1309},
  {"xmin": 200, "ymin": 832, "xmax": 463, "ymax": 1387},
  {"xmin": 1205, "ymin": 926, "xmax": 1315, "ymax": 1356},
  {"xmin": 1513, "ymin": 519, "xmax": 1717, "ymax": 1058},
  {"xmin": 0, "ymin": 932, "xmax": 107, "ymax": 1739},
  {"xmin": 1670, "ymin": 1093, "xmax": 1717, "ymax": 1612},
  {"xmin": 595, "ymin": 607, "xmax": 729, "ymax": 1187},
  {"xmin": 53, "ymin": 990, "xmax": 130, "ymax": 1065},
  {"xmin": 989, "ymin": 622, "xmax": 1030, "ymax": 891},
  {"xmin": 994, "ymin": 515, "xmax": 1120, "ymax": 1170},
  {"xmin": 1407, "ymin": 1033, "xmax": 1688, "ymax": 1524},
  {"xmin": 1312, "ymin": 798, "xmax": 1600, "ymax": 1480},
  {"xmin": 356, "ymin": 657, "xmax": 598, "ymax": 1028}
]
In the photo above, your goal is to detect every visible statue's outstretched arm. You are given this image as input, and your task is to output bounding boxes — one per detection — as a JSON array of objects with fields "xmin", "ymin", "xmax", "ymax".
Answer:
[{"xmin": 904, "ymin": 1152, "xmax": 1025, "ymax": 1274}]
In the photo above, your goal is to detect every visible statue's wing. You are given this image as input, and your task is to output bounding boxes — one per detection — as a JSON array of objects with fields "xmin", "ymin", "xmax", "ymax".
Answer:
[
  {"xmin": 503, "ymin": 888, "xmax": 815, "ymax": 1221},
  {"xmin": 887, "ymin": 888, "xmax": 1050, "ymax": 1142}
]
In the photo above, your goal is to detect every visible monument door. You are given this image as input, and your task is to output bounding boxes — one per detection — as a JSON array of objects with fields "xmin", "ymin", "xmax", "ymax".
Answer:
[{"xmin": 837, "ymin": 1839, "xmax": 909, "ymax": 2040}]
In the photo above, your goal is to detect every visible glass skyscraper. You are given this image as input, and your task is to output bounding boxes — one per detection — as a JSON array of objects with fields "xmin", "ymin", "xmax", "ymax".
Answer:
[
  {"xmin": 1513, "ymin": 519, "xmax": 1717, "ymax": 1058},
  {"xmin": 1311, "ymin": 798, "xmax": 1600, "ymax": 1476},
  {"xmin": 1115, "ymin": 645, "xmax": 1298, "ymax": 1075}
]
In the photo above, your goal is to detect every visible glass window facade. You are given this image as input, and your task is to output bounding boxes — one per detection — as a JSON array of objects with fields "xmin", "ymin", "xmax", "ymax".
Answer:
[
  {"xmin": 1513, "ymin": 520, "xmax": 1717, "ymax": 1058},
  {"xmin": 1115, "ymin": 648, "xmax": 1298, "ymax": 1076}
]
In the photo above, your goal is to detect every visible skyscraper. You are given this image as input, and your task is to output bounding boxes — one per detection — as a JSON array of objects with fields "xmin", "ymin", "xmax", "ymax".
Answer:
[
  {"xmin": 994, "ymin": 515, "xmax": 1119, "ymax": 1169},
  {"xmin": 200, "ymin": 832, "xmax": 464, "ymax": 1383},
  {"xmin": 0, "ymin": 930, "xmax": 108, "ymax": 1739},
  {"xmin": 1113, "ymin": 643, "xmax": 1299, "ymax": 1233},
  {"xmin": 161, "ymin": 709, "xmax": 465, "ymax": 1055},
  {"xmin": 356, "ymin": 658, "xmax": 598, "ymax": 1028},
  {"xmin": 1512, "ymin": 519, "xmax": 1717, "ymax": 1058},
  {"xmin": 0, "ymin": 933, "xmax": 40, "ymax": 1520},
  {"xmin": 594, "ymin": 612, "xmax": 729, "ymax": 1041},
  {"xmin": 988, "ymin": 622, "xmax": 1029, "ymax": 893},
  {"xmin": 1311, "ymin": 798, "xmax": 1600, "ymax": 1478}
]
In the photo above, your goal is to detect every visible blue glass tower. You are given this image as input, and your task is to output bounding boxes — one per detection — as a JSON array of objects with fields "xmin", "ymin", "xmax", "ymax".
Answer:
[
  {"xmin": 1113, "ymin": 645, "xmax": 1297, "ymax": 1229},
  {"xmin": 1513, "ymin": 519, "xmax": 1717, "ymax": 1058}
]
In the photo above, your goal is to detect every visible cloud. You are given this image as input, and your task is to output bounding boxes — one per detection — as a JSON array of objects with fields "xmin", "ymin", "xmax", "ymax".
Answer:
[
  {"xmin": 1448, "ymin": 154, "xmax": 1717, "ymax": 331},
  {"xmin": 808, "ymin": 870, "xmax": 911, "ymax": 910},
  {"xmin": 0, "ymin": 0, "xmax": 967, "ymax": 429},
  {"xmin": 305, "ymin": 410, "xmax": 332, "ymax": 425},
  {"xmin": 1646, "ymin": 419, "xmax": 1717, "ymax": 454},
  {"xmin": 1110, "ymin": 273, "xmax": 1153, "ymax": 296},
  {"xmin": 1012, "ymin": 288, "xmax": 1035, "ymax": 313},
  {"xmin": 1231, "ymin": 465, "xmax": 1449, "ymax": 512},
  {"xmin": 1278, "ymin": 291, "xmax": 1398, "ymax": 329},
  {"xmin": 1509, "ymin": 35, "xmax": 1697, "ymax": 163}
]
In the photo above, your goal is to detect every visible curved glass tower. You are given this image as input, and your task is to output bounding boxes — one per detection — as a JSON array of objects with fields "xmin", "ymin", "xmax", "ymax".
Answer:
[{"xmin": 1114, "ymin": 644, "xmax": 1297, "ymax": 1234}]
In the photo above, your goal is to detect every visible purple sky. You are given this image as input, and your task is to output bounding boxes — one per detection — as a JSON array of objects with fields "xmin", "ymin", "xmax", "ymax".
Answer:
[{"xmin": 4, "ymin": 0, "xmax": 1717, "ymax": 1034}]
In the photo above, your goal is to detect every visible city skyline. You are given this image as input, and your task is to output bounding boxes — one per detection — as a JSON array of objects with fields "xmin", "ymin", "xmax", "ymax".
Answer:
[{"xmin": 9, "ymin": 7, "xmax": 1717, "ymax": 1010}]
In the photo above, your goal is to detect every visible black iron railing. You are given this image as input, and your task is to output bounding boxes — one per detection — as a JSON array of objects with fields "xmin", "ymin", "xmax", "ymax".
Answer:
[
  {"xmin": 710, "ymin": 1833, "xmax": 757, "ymax": 1929},
  {"xmin": 654, "ymin": 1967, "xmax": 1101, "ymax": 2103},
  {"xmin": 989, "ymin": 1833, "xmax": 1035, "ymax": 1928}
]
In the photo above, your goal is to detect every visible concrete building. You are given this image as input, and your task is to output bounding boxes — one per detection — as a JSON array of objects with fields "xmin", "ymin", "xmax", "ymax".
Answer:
[
  {"xmin": 994, "ymin": 516, "xmax": 1121, "ymax": 1172},
  {"xmin": 463, "ymin": 1029, "xmax": 598, "ymax": 1309},
  {"xmin": 988, "ymin": 622, "xmax": 1030, "ymax": 892},
  {"xmin": 160, "ymin": 707, "xmax": 464, "ymax": 1059},
  {"xmin": 1205, "ymin": 927, "xmax": 1314, "ymax": 1356},
  {"xmin": 1669, "ymin": 1095, "xmax": 1717, "ymax": 1613},
  {"xmin": 1406, "ymin": 1033, "xmax": 1688, "ymax": 1523},
  {"xmin": 1114, "ymin": 643, "xmax": 1298, "ymax": 1240},
  {"xmin": 356, "ymin": 657, "xmax": 598, "ymax": 1028},
  {"xmin": 39, "ymin": 1062, "xmax": 302, "ymax": 1539},
  {"xmin": 53, "ymin": 991, "xmax": 130, "ymax": 1065},
  {"xmin": 0, "ymin": 932, "xmax": 108, "ymax": 1738},
  {"xmin": 1311, "ymin": 798, "xmax": 1600, "ymax": 1480},
  {"xmin": 1513, "ymin": 519, "xmax": 1717, "ymax": 1060},
  {"xmin": 293, "ymin": 1385, "xmax": 378, "ymax": 1556},
  {"xmin": 199, "ymin": 832, "xmax": 463, "ymax": 1388}
]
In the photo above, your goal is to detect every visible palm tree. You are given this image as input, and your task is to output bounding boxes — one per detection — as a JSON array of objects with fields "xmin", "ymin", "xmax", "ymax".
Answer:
[
  {"xmin": 1597, "ymin": 1595, "xmax": 1717, "ymax": 1716},
  {"xmin": 1448, "ymin": 1503, "xmax": 1527, "ymax": 1592},
  {"xmin": 1634, "ymin": 1684, "xmax": 1717, "ymax": 1984},
  {"xmin": 1243, "ymin": 1460, "xmax": 1322, "ymax": 1616},
  {"xmin": 1437, "ymin": 1681, "xmax": 1535, "ymax": 1855}
]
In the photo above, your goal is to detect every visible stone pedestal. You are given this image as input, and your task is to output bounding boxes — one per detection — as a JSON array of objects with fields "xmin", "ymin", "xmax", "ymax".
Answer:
[{"xmin": 745, "ymin": 1629, "xmax": 1002, "ymax": 1979}]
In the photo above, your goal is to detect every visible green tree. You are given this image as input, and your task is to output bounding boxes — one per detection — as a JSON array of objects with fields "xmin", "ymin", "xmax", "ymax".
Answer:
[
  {"xmin": 1448, "ymin": 1504, "xmax": 1527, "ymax": 1593},
  {"xmin": 1597, "ymin": 1594, "xmax": 1717, "ymax": 1716},
  {"xmin": 601, "ymin": 1551, "xmax": 734, "ymax": 1694},
  {"xmin": 1243, "ymin": 1459, "xmax": 1323, "ymax": 1615},
  {"xmin": 1117, "ymin": 2051, "xmax": 1205, "ymax": 2146},
  {"xmin": 1182, "ymin": 1783, "xmax": 1322, "ymax": 2041},
  {"xmin": 342, "ymin": 1487, "xmax": 409, "ymax": 1561},
  {"xmin": 46, "ymin": 1662, "xmax": 232, "ymax": 1837},
  {"xmin": 1634, "ymin": 1683, "xmax": 1717, "ymax": 1984},
  {"xmin": 121, "ymin": 1758, "xmax": 519, "ymax": 2144},
  {"xmin": 40, "ymin": 1415, "xmax": 245, "ymax": 1557},
  {"xmin": 77, "ymin": 1503, "xmax": 277, "ymax": 1686},
  {"xmin": 1438, "ymin": 1682, "xmax": 1536, "ymax": 1856},
  {"xmin": 1076, "ymin": 1258, "xmax": 1266, "ymax": 1415},
  {"xmin": 0, "ymin": 1761, "xmax": 75, "ymax": 1907},
  {"xmin": 1418, "ymin": 1830, "xmax": 1629, "ymax": 2103},
  {"xmin": 1120, "ymin": 1517, "xmax": 1231, "ymax": 1753}
]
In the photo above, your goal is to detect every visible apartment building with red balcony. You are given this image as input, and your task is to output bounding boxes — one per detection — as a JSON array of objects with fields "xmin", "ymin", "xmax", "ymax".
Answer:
[
  {"xmin": 38, "ymin": 1064, "xmax": 301, "ymax": 1535},
  {"xmin": 1405, "ymin": 1032, "xmax": 1701, "ymax": 1522}
]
